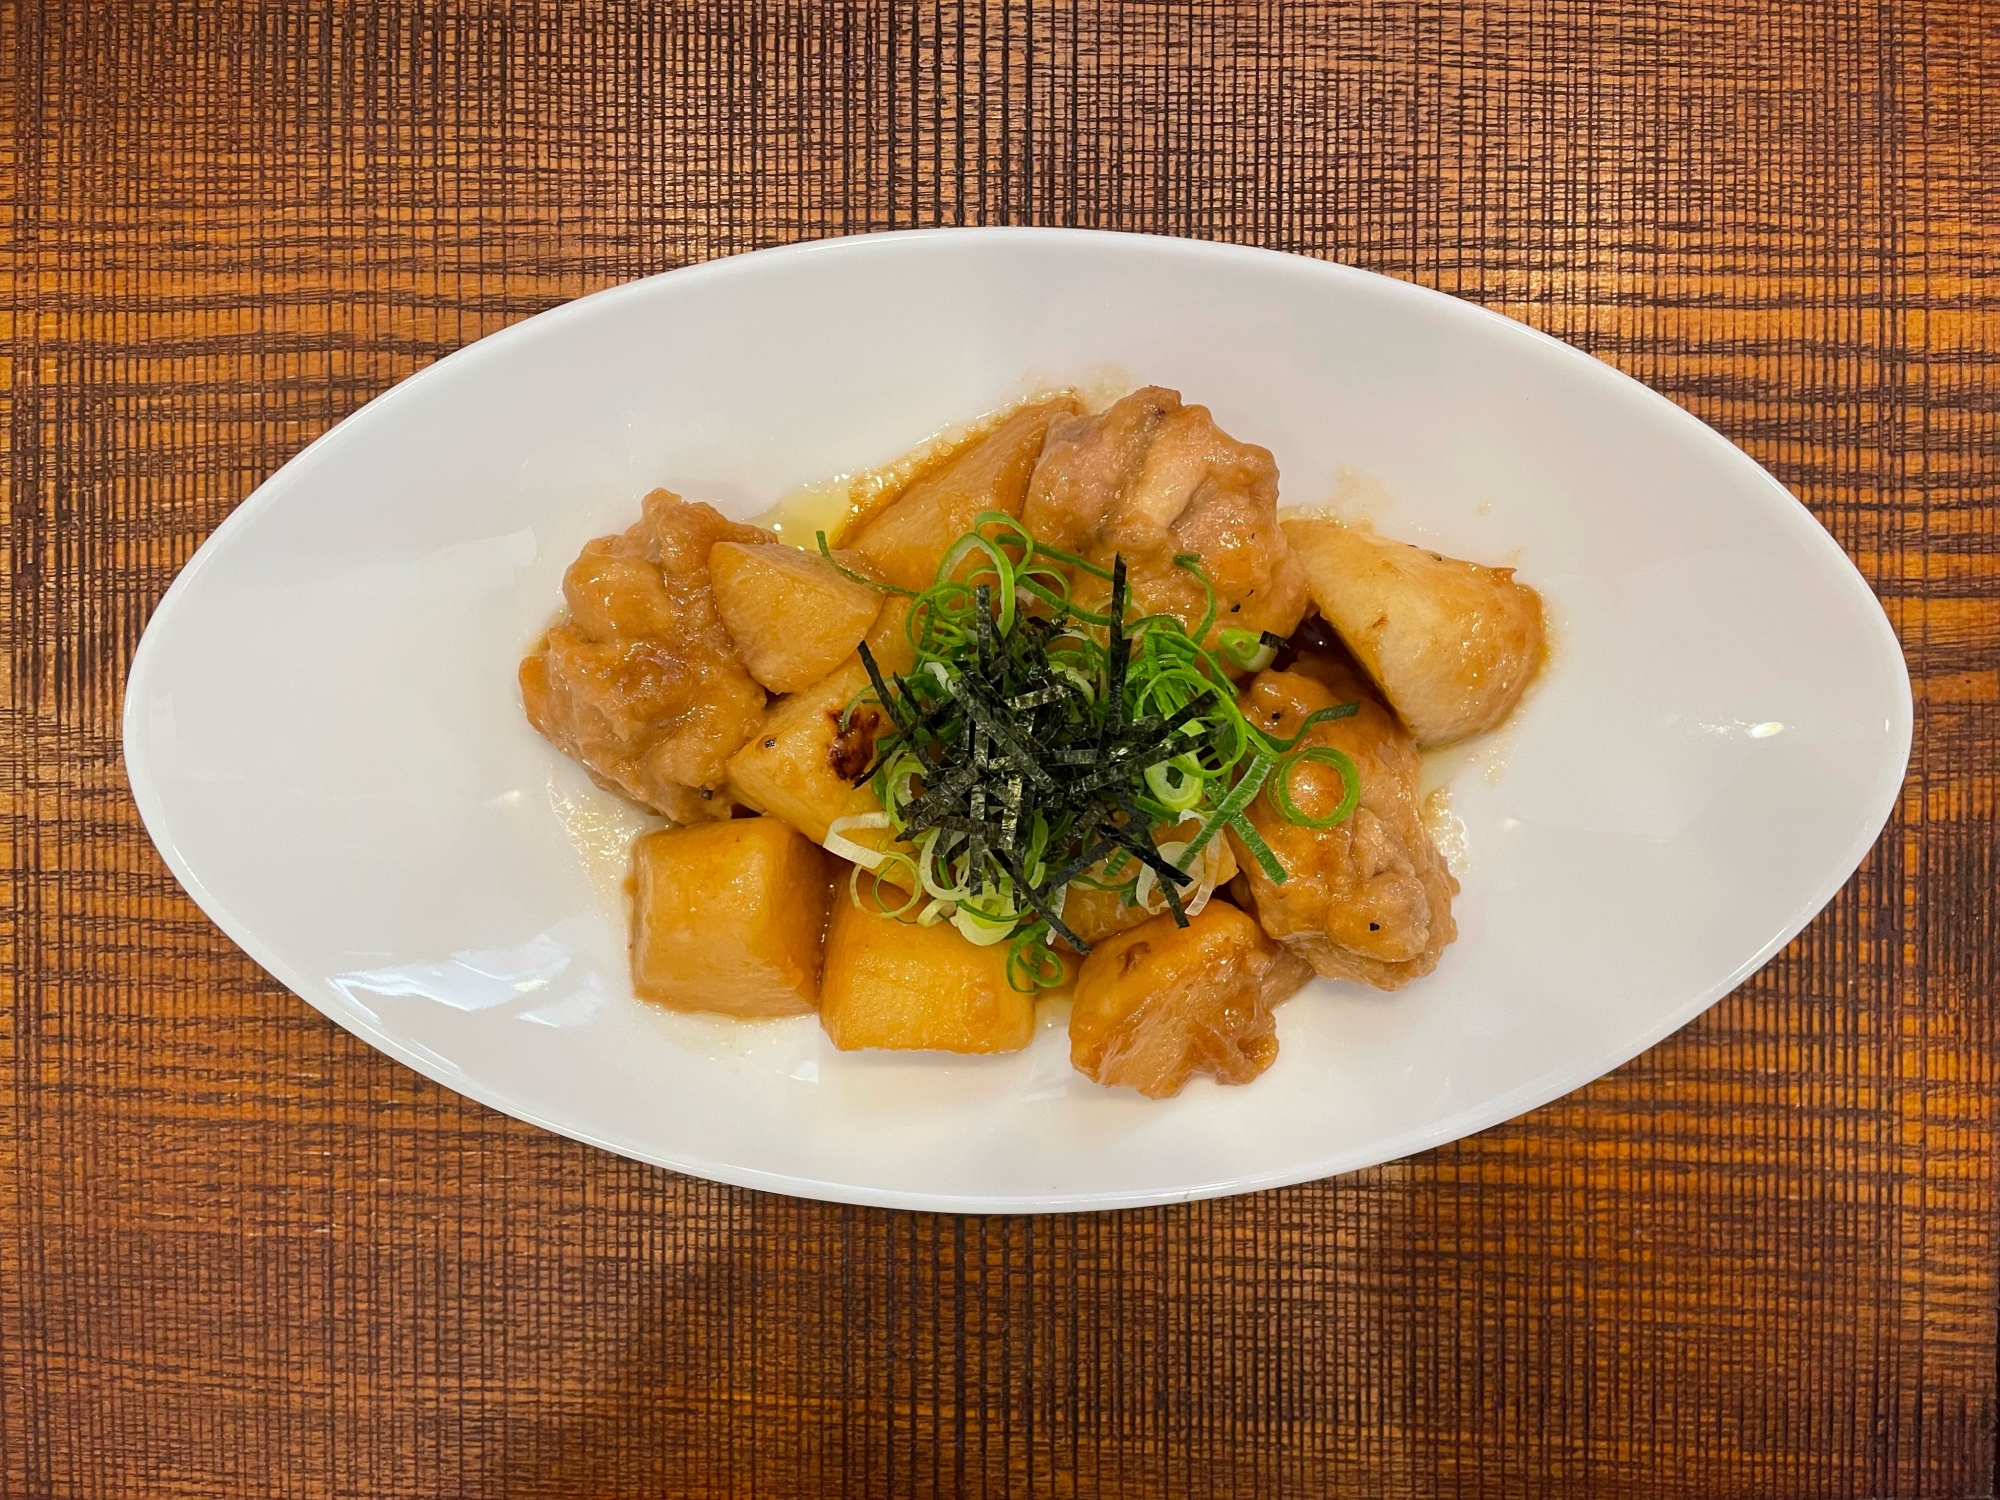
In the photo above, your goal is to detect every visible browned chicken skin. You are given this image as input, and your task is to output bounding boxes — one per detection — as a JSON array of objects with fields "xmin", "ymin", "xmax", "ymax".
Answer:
[
  {"xmin": 1022, "ymin": 387, "xmax": 1311, "ymax": 651},
  {"xmin": 520, "ymin": 490, "xmax": 772, "ymax": 822},
  {"xmin": 1230, "ymin": 659, "xmax": 1458, "ymax": 989},
  {"xmin": 1069, "ymin": 901, "xmax": 1314, "ymax": 1098}
]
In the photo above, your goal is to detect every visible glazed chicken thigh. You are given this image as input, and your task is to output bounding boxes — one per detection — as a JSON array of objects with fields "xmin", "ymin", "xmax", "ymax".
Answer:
[
  {"xmin": 520, "ymin": 491, "xmax": 772, "ymax": 823},
  {"xmin": 1230, "ymin": 657, "xmax": 1458, "ymax": 989},
  {"xmin": 1023, "ymin": 387, "xmax": 1311, "ymax": 650}
]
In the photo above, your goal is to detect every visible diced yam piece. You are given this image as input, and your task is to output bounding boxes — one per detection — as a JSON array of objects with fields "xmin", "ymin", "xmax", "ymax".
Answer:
[
  {"xmin": 726, "ymin": 657, "xmax": 880, "ymax": 845},
  {"xmin": 630, "ymin": 817, "xmax": 832, "ymax": 1017},
  {"xmin": 820, "ymin": 898, "xmax": 1036, "ymax": 1053},
  {"xmin": 1059, "ymin": 882, "xmax": 1153, "ymax": 947},
  {"xmin": 725, "ymin": 599, "xmax": 916, "ymax": 846},
  {"xmin": 846, "ymin": 396, "xmax": 1080, "ymax": 591},
  {"xmin": 1282, "ymin": 516, "xmax": 1545, "ymax": 746},
  {"xmin": 709, "ymin": 540, "xmax": 884, "ymax": 694},
  {"xmin": 1069, "ymin": 901, "xmax": 1310, "ymax": 1098}
]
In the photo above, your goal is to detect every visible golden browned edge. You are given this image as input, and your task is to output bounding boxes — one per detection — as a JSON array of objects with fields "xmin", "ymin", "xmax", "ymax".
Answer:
[
  {"xmin": 824, "ymin": 387, "xmax": 1083, "ymax": 548},
  {"xmin": 5, "ymin": 3, "xmax": 1996, "ymax": 1496}
]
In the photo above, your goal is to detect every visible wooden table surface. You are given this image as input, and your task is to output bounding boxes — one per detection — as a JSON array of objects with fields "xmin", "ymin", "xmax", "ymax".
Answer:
[{"xmin": 6, "ymin": 3, "xmax": 1997, "ymax": 1496}]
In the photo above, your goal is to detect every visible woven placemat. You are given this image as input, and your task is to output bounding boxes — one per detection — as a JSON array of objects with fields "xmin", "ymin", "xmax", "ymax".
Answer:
[{"xmin": 4, "ymin": 3, "xmax": 1995, "ymax": 1494}]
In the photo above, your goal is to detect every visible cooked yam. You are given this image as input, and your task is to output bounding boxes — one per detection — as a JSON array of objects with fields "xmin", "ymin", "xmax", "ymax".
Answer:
[
  {"xmin": 1282, "ymin": 516, "xmax": 1544, "ymax": 745},
  {"xmin": 631, "ymin": 816, "xmax": 832, "ymax": 1017},
  {"xmin": 709, "ymin": 540, "xmax": 884, "ymax": 694},
  {"xmin": 820, "ymin": 898, "xmax": 1037, "ymax": 1053},
  {"xmin": 847, "ymin": 396, "xmax": 1080, "ymax": 591},
  {"xmin": 1058, "ymin": 818, "xmax": 1239, "ymax": 946},
  {"xmin": 726, "ymin": 599, "xmax": 913, "ymax": 847}
]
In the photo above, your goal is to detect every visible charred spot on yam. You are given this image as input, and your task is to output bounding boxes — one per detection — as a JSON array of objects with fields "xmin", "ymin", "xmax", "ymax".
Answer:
[{"xmin": 827, "ymin": 704, "xmax": 883, "ymax": 783}]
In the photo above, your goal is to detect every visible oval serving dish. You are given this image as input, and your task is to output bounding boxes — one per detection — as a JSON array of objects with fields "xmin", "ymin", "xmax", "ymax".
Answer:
[{"xmin": 123, "ymin": 229, "xmax": 1911, "ymax": 1211}]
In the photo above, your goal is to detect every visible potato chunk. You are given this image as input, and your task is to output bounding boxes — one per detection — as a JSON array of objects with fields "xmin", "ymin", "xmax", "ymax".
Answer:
[
  {"xmin": 725, "ymin": 599, "xmax": 915, "ymax": 846},
  {"xmin": 1069, "ymin": 902, "xmax": 1311, "ymax": 1097},
  {"xmin": 631, "ymin": 817, "xmax": 832, "ymax": 1017},
  {"xmin": 820, "ymin": 897, "xmax": 1036, "ymax": 1053},
  {"xmin": 1282, "ymin": 516, "xmax": 1544, "ymax": 746},
  {"xmin": 709, "ymin": 541, "xmax": 884, "ymax": 694},
  {"xmin": 847, "ymin": 396, "xmax": 1080, "ymax": 591}
]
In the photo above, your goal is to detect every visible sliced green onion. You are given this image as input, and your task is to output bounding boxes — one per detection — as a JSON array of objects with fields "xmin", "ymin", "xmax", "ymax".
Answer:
[
  {"xmin": 1270, "ymin": 746, "xmax": 1361, "ymax": 829},
  {"xmin": 1173, "ymin": 552, "xmax": 1219, "ymax": 643},
  {"xmin": 1143, "ymin": 759, "xmax": 1205, "ymax": 813},
  {"xmin": 1253, "ymin": 701, "xmax": 1360, "ymax": 755},
  {"xmin": 830, "ymin": 511, "xmax": 1381, "ymax": 987},
  {"xmin": 1178, "ymin": 753, "xmax": 1275, "ymax": 867},
  {"xmin": 1227, "ymin": 812, "xmax": 1289, "ymax": 883},
  {"xmin": 825, "ymin": 811, "xmax": 893, "ymax": 869},
  {"xmin": 849, "ymin": 860, "xmax": 925, "ymax": 918},
  {"xmin": 1008, "ymin": 929, "xmax": 1069, "ymax": 990},
  {"xmin": 1218, "ymin": 627, "xmax": 1279, "ymax": 673},
  {"xmin": 817, "ymin": 531, "xmax": 915, "ymax": 595}
]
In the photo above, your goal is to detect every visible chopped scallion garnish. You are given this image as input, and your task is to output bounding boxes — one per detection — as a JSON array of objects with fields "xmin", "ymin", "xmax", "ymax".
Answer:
[{"xmin": 842, "ymin": 511, "xmax": 1361, "ymax": 990}]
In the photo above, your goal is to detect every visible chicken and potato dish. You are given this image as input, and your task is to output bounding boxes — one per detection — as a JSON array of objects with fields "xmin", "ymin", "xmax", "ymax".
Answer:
[{"xmin": 519, "ymin": 386, "xmax": 1545, "ymax": 1098}]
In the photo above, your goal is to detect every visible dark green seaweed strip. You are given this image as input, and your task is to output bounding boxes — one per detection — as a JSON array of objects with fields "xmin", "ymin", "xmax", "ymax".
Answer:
[{"xmin": 996, "ymin": 849, "xmax": 1091, "ymax": 954}]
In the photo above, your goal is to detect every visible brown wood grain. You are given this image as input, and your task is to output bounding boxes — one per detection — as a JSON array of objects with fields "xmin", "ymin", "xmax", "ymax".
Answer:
[{"xmin": 4, "ymin": 2, "xmax": 1997, "ymax": 1495}]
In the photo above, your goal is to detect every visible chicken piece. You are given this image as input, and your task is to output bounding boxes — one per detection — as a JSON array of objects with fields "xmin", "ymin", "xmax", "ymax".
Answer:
[
  {"xmin": 1282, "ymin": 516, "xmax": 1544, "ymax": 746},
  {"xmin": 520, "ymin": 491, "xmax": 773, "ymax": 821},
  {"xmin": 1069, "ymin": 902, "xmax": 1314, "ymax": 1098},
  {"xmin": 1022, "ymin": 387, "xmax": 1311, "ymax": 651},
  {"xmin": 709, "ymin": 540, "xmax": 884, "ymax": 694},
  {"xmin": 1229, "ymin": 661, "xmax": 1458, "ymax": 989},
  {"xmin": 631, "ymin": 817, "xmax": 832, "ymax": 1017},
  {"xmin": 846, "ymin": 395, "xmax": 1082, "ymax": 592}
]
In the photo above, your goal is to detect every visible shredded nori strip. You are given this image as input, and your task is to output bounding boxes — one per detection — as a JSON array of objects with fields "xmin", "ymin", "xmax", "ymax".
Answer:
[
  {"xmin": 850, "ymin": 514, "xmax": 1363, "ymax": 988},
  {"xmin": 1103, "ymin": 556, "xmax": 1130, "ymax": 742},
  {"xmin": 855, "ymin": 640, "xmax": 909, "ymax": 732},
  {"xmin": 996, "ymin": 849, "xmax": 1091, "ymax": 952},
  {"xmin": 1033, "ymin": 834, "xmax": 1117, "ymax": 898}
]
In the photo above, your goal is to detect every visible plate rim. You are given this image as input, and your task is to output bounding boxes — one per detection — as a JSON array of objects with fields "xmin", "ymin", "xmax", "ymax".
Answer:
[{"xmin": 121, "ymin": 226, "xmax": 1916, "ymax": 1212}]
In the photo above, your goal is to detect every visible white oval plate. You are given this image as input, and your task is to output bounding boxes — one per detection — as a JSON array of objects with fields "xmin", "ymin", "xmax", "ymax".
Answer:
[{"xmin": 124, "ymin": 229, "xmax": 1910, "ymax": 1212}]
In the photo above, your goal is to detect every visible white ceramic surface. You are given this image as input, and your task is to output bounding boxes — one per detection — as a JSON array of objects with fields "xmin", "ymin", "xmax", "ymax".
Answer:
[{"xmin": 123, "ymin": 229, "xmax": 1911, "ymax": 1212}]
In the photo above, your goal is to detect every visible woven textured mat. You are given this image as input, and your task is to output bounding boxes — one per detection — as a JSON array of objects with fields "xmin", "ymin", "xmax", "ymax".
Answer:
[{"xmin": 5, "ymin": 3, "xmax": 1997, "ymax": 1495}]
